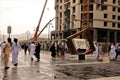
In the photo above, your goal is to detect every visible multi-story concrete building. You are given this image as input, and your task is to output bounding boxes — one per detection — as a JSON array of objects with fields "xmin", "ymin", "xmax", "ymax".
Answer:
[{"xmin": 51, "ymin": 0, "xmax": 120, "ymax": 45}]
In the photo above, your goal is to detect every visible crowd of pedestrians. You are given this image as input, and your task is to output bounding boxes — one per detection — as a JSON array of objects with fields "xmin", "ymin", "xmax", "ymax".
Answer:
[
  {"xmin": 93, "ymin": 42, "xmax": 120, "ymax": 61},
  {"xmin": 0, "ymin": 38, "xmax": 65, "ymax": 68},
  {"xmin": 1, "ymin": 37, "xmax": 120, "ymax": 70},
  {"xmin": 0, "ymin": 38, "xmax": 41, "ymax": 70},
  {"xmin": 49, "ymin": 42, "xmax": 120, "ymax": 61},
  {"xmin": 0, "ymin": 38, "xmax": 66, "ymax": 70},
  {"xmin": 0, "ymin": 40, "xmax": 64, "ymax": 69},
  {"xmin": 50, "ymin": 43, "xmax": 65, "ymax": 59},
  {"xmin": 0, "ymin": 38, "xmax": 22, "ymax": 70}
]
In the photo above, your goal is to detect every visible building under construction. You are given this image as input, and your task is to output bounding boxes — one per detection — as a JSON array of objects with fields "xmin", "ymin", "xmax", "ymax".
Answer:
[{"xmin": 51, "ymin": 0, "xmax": 120, "ymax": 45}]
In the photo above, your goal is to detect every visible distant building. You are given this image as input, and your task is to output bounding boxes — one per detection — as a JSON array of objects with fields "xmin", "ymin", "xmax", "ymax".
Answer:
[{"xmin": 51, "ymin": 0, "xmax": 120, "ymax": 45}]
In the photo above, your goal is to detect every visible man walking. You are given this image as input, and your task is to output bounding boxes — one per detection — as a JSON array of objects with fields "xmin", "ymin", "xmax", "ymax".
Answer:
[
  {"xmin": 11, "ymin": 38, "xmax": 21, "ymax": 66},
  {"xmin": 50, "ymin": 43, "xmax": 56, "ymax": 58},
  {"xmin": 115, "ymin": 43, "xmax": 120, "ymax": 59},
  {"xmin": 4, "ymin": 38, "xmax": 12, "ymax": 70},
  {"xmin": 35, "ymin": 42, "xmax": 41, "ymax": 62},
  {"xmin": 29, "ymin": 42, "xmax": 36, "ymax": 61}
]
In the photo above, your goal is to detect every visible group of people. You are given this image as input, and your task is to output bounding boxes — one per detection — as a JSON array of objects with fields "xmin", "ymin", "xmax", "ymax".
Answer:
[
  {"xmin": 0, "ymin": 38, "xmax": 20, "ymax": 70},
  {"xmin": 21, "ymin": 42, "xmax": 41, "ymax": 62},
  {"xmin": 93, "ymin": 42, "xmax": 120, "ymax": 61},
  {"xmin": 50, "ymin": 43, "xmax": 65, "ymax": 59},
  {"xmin": 0, "ymin": 38, "xmax": 41, "ymax": 70},
  {"xmin": 1, "ymin": 38, "xmax": 120, "ymax": 70},
  {"xmin": 109, "ymin": 42, "xmax": 120, "ymax": 60},
  {"xmin": 28, "ymin": 42, "xmax": 41, "ymax": 62}
]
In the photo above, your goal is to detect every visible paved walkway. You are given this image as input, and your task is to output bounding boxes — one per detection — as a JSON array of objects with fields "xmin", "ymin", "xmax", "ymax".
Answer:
[{"xmin": 0, "ymin": 50, "xmax": 120, "ymax": 80}]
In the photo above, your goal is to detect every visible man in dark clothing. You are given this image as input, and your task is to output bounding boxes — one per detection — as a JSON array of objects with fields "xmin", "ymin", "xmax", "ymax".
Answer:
[
  {"xmin": 35, "ymin": 42, "xmax": 41, "ymax": 61},
  {"xmin": 50, "ymin": 43, "xmax": 56, "ymax": 58},
  {"xmin": 24, "ymin": 43, "xmax": 28, "ymax": 55},
  {"xmin": 115, "ymin": 44, "xmax": 120, "ymax": 59}
]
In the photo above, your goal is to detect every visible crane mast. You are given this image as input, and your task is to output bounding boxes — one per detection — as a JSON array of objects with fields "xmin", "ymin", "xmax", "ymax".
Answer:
[
  {"xmin": 33, "ymin": 0, "xmax": 48, "ymax": 41},
  {"xmin": 82, "ymin": 0, "xmax": 95, "ymax": 54},
  {"xmin": 81, "ymin": 0, "xmax": 90, "ymax": 29}
]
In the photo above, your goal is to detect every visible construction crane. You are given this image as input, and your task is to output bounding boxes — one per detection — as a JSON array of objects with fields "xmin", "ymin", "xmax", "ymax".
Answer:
[
  {"xmin": 33, "ymin": 0, "xmax": 54, "ymax": 41},
  {"xmin": 66, "ymin": 0, "xmax": 95, "ymax": 54},
  {"xmin": 33, "ymin": 0, "xmax": 48, "ymax": 41},
  {"xmin": 36, "ymin": 17, "xmax": 55, "ymax": 38}
]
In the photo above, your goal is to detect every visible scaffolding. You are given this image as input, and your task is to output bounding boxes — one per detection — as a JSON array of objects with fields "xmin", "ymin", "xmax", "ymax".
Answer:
[{"xmin": 66, "ymin": 0, "xmax": 95, "ymax": 55}]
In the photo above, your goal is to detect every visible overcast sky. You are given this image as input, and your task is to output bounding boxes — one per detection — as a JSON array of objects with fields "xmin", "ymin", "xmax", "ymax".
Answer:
[{"xmin": 0, "ymin": 0, "xmax": 55, "ymax": 35}]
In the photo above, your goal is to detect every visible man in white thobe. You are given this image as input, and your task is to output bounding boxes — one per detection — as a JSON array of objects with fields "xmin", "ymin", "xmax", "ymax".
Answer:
[
  {"xmin": 11, "ymin": 38, "xmax": 21, "ymax": 66},
  {"xmin": 109, "ymin": 43, "xmax": 116, "ymax": 60},
  {"xmin": 93, "ymin": 42, "xmax": 98, "ymax": 59},
  {"xmin": 30, "ymin": 42, "xmax": 36, "ymax": 61}
]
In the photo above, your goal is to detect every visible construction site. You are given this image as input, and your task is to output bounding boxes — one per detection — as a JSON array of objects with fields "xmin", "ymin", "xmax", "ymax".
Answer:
[
  {"xmin": 30, "ymin": 0, "xmax": 120, "ymax": 54},
  {"xmin": 0, "ymin": 0, "xmax": 120, "ymax": 80}
]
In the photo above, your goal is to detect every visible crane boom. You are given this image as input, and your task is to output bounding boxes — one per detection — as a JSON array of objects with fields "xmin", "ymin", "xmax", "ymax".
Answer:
[
  {"xmin": 36, "ymin": 17, "xmax": 55, "ymax": 38},
  {"xmin": 33, "ymin": 0, "xmax": 48, "ymax": 41}
]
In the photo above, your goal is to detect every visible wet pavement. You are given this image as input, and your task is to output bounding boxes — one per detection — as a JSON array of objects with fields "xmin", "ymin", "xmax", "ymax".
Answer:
[{"xmin": 0, "ymin": 50, "xmax": 120, "ymax": 80}]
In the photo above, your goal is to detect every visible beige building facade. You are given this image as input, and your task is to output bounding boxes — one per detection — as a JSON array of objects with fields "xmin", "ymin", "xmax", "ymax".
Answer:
[{"xmin": 51, "ymin": 0, "xmax": 120, "ymax": 45}]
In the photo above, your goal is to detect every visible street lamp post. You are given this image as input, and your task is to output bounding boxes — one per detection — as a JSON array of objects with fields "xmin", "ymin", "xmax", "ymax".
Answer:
[
  {"xmin": 48, "ymin": 23, "xmax": 53, "ymax": 40},
  {"xmin": 26, "ymin": 31, "xmax": 30, "ymax": 40},
  {"xmin": 47, "ymin": 23, "xmax": 53, "ymax": 51},
  {"xmin": 7, "ymin": 26, "xmax": 12, "ymax": 38}
]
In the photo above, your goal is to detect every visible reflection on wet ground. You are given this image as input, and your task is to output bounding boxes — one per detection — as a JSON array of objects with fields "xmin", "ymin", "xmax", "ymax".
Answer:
[{"xmin": 0, "ymin": 50, "xmax": 120, "ymax": 80}]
